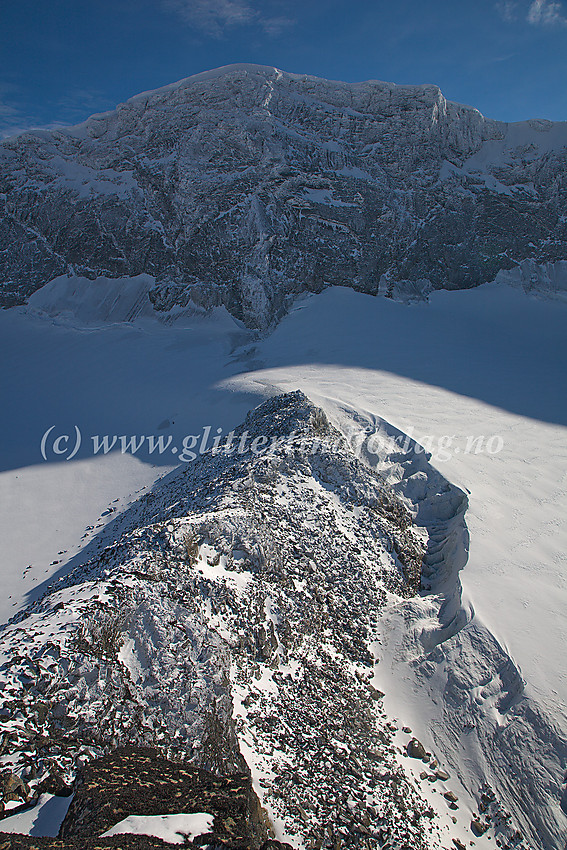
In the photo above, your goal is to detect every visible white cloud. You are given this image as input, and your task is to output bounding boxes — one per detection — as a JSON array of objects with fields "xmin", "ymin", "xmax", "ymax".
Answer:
[
  {"xmin": 496, "ymin": 1, "xmax": 519, "ymax": 21},
  {"xmin": 259, "ymin": 15, "xmax": 295, "ymax": 37},
  {"xmin": 0, "ymin": 84, "xmax": 31, "ymax": 138},
  {"xmin": 164, "ymin": 0, "xmax": 294, "ymax": 38},
  {"xmin": 526, "ymin": 0, "xmax": 567, "ymax": 25},
  {"xmin": 0, "ymin": 101, "xmax": 18, "ymax": 120},
  {"xmin": 53, "ymin": 89, "xmax": 115, "ymax": 123},
  {"xmin": 496, "ymin": 0, "xmax": 567, "ymax": 25},
  {"xmin": 0, "ymin": 83, "xmax": 19, "ymax": 117}
]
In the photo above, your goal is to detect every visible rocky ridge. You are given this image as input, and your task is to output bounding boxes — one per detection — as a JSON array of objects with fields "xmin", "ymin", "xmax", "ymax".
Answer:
[{"xmin": 0, "ymin": 392, "xmax": 559, "ymax": 848}]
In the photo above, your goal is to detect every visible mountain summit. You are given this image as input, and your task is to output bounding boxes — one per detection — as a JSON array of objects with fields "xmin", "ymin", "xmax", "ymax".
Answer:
[{"xmin": 1, "ymin": 64, "xmax": 567, "ymax": 326}]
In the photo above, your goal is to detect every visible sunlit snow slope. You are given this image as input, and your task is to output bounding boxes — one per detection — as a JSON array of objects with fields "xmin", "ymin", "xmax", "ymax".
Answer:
[
  {"xmin": 0, "ymin": 282, "xmax": 566, "ymax": 846},
  {"xmin": 226, "ymin": 284, "xmax": 567, "ymax": 724}
]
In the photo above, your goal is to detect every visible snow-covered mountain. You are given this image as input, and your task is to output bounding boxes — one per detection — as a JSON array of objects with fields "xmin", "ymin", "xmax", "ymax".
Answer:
[
  {"xmin": 4, "ymin": 391, "xmax": 563, "ymax": 849},
  {"xmin": 1, "ymin": 61, "xmax": 566, "ymax": 850},
  {"xmin": 1, "ymin": 64, "xmax": 567, "ymax": 327}
]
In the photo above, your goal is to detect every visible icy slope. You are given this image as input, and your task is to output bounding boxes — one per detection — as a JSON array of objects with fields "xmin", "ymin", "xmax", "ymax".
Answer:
[
  {"xmin": 26, "ymin": 274, "xmax": 158, "ymax": 325},
  {"xmin": 2, "ymin": 64, "xmax": 567, "ymax": 325}
]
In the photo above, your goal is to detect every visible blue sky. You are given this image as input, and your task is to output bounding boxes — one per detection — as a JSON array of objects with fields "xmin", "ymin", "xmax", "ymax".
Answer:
[{"xmin": 1, "ymin": 0, "xmax": 566, "ymax": 137}]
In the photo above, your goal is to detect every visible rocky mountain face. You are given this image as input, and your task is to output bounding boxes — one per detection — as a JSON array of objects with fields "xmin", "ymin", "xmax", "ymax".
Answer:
[
  {"xmin": 1, "ymin": 64, "xmax": 566, "ymax": 327},
  {"xmin": 3, "ymin": 391, "xmax": 561, "ymax": 849}
]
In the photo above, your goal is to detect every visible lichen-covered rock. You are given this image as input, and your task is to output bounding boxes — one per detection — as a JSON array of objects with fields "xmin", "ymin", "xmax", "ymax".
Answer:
[
  {"xmin": 0, "ymin": 839, "xmax": 291, "ymax": 850},
  {"xmin": 58, "ymin": 746, "xmax": 266, "ymax": 845},
  {"xmin": 0, "ymin": 836, "xmax": 172, "ymax": 849},
  {"xmin": 36, "ymin": 774, "xmax": 73, "ymax": 798},
  {"xmin": 0, "ymin": 773, "xmax": 30, "ymax": 806},
  {"xmin": 0, "ymin": 746, "xmax": 294, "ymax": 849}
]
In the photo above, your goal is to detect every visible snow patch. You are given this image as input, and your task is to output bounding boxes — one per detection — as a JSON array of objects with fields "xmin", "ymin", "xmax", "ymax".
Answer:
[{"xmin": 102, "ymin": 812, "xmax": 214, "ymax": 844}]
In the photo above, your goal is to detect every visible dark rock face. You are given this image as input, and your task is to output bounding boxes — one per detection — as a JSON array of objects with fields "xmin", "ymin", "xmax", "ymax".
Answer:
[
  {"xmin": 0, "ymin": 835, "xmax": 172, "ymax": 849},
  {"xmin": 0, "ymin": 835, "xmax": 293, "ymax": 849},
  {"xmin": 58, "ymin": 746, "xmax": 266, "ymax": 845},
  {"xmin": 0, "ymin": 746, "xmax": 293, "ymax": 849},
  {"xmin": 1, "ymin": 64, "xmax": 566, "ymax": 326}
]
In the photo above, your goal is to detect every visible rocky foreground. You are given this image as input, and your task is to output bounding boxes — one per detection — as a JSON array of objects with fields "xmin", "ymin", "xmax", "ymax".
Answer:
[{"xmin": 1, "ymin": 746, "xmax": 291, "ymax": 849}]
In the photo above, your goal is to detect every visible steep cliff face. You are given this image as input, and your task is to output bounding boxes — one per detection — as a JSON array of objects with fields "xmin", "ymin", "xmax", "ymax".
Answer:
[{"xmin": 1, "ymin": 63, "xmax": 567, "ymax": 326}]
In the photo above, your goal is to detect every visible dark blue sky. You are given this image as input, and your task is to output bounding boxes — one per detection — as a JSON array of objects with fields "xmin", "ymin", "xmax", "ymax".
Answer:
[{"xmin": 1, "ymin": 0, "xmax": 566, "ymax": 137}]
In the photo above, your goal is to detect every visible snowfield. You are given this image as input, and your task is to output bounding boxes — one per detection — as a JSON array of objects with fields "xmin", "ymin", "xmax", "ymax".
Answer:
[
  {"xmin": 225, "ymin": 283, "xmax": 567, "ymax": 724},
  {"xmin": 0, "ymin": 281, "xmax": 566, "ymax": 848}
]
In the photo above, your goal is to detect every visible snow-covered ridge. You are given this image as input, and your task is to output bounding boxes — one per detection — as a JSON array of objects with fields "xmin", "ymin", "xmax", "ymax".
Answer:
[
  {"xmin": 0, "ymin": 391, "xmax": 564, "ymax": 848},
  {"xmin": 26, "ymin": 274, "xmax": 157, "ymax": 325},
  {"xmin": 118, "ymin": 64, "xmax": 468, "ymax": 111},
  {"xmin": 43, "ymin": 64, "xmax": 567, "ymax": 147},
  {"xmin": 336, "ymin": 405, "xmax": 567, "ymax": 850},
  {"xmin": 1, "ymin": 63, "xmax": 566, "ymax": 326}
]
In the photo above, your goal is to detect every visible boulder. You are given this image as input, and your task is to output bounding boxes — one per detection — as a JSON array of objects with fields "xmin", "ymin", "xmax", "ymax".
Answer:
[
  {"xmin": 406, "ymin": 738, "xmax": 427, "ymax": 760},
  {"xmin": 58, "ymin": 746, "xmax": 281, "ymax": 848},
  {"xmin": 471, "ymin": 818, "xmax": 488, "ymax": 836},
  {"xmin": 0, "ymin": 773, "xmax": 30, "ymax": 804},
  {"xmin": 37, "ymin": 774, "xmax": 73, "ymax": 798}
]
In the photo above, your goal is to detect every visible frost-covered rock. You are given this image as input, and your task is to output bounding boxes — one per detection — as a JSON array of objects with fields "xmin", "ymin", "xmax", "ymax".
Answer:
[{"xmin": 1, "ymin": 64, "xmax": 566, "ymax": 325}]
